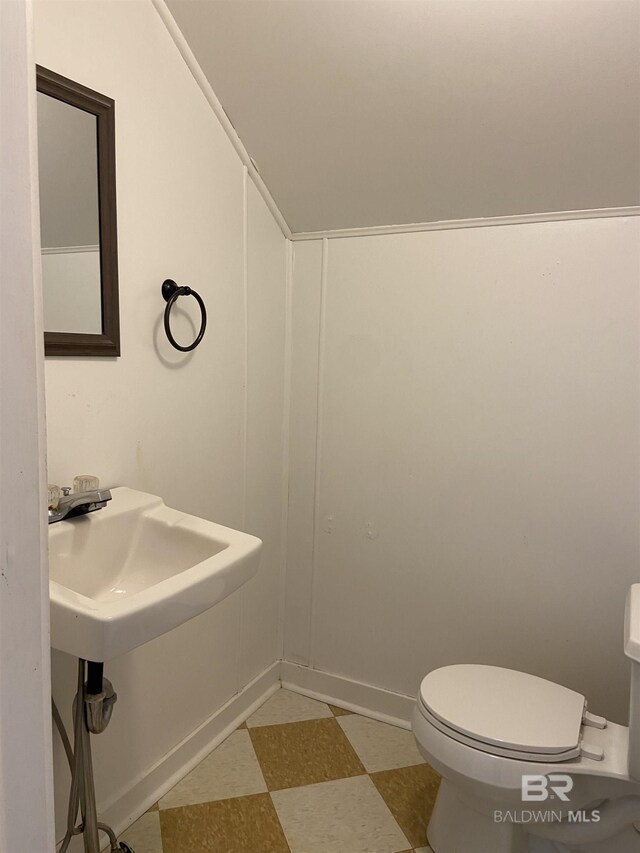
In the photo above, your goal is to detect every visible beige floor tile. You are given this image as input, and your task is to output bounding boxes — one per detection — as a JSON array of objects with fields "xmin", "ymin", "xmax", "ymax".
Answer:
[
  {"xmin": 249, "ymin": 716, "xmax": 365, "ymax": 790},
  {"xmin": 159, "ymin": 793, "xmax": 290, "ymax": 853},
  {"xmin": 370, "ymin": 763, "xmax": 441, "ymax": 848},
  {"xmin": 338, "ymin": 714, "xmax": 425, "ymax": 772},
  {"xmin": 328, "ymin": 703, "xmax": 353, "ymax": 716},
  {"xmin": 272, "ymin": 774, "xmax": 411, "ymax": 853},
  {"xmin": 247, "ymin": 688, "xmax": 333, "ymax": 727},
  {"xmin": 415, "ymin": 848, "xmax": 434, "ymax": 852},
  {"xmin": 159, "ymin": 730, "xmax": 266, "ymax": 809},
  {"xmin": 119, "ymin": 811, "xmax": 163, "ymax": 853}
]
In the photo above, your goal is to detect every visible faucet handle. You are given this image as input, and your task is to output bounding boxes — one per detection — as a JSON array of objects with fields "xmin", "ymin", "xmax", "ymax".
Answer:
[
  {"xmin": 48, "ymin": 484, "xmax": 61, "ymax": 509},
  {"xmin": 73, "ymin": 474, "xmax": 99, "ymax": 493},
  {"xmin": 61, "ymin": 486, "xmax": 72, "ymax": 497}
]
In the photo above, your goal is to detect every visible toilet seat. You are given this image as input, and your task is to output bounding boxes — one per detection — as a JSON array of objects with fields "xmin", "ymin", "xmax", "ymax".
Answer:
[
  {"xmin": 418, "ymin": 664, "xmax": 586, "ymax": 762},
  {"xmin": 417, "ymin": 700, "xmax": 583, "ymax": 762}
]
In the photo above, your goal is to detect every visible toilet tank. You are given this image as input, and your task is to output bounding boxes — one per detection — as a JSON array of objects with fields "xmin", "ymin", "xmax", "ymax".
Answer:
[{"xmin": 624, "ymin": 584, "xmax": 640, "ymax": 780}]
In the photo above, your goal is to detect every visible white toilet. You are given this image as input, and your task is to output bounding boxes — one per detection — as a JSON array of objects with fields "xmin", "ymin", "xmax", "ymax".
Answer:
[{"xmin": 412, "ymin": 584, "xmax": 640, "ymax": 853}]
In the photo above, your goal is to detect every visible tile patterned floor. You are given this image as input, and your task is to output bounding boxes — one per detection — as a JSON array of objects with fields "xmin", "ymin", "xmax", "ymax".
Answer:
[{"xmin": 118, "ymin": 689, "xmax": 440, "ymax": 853}]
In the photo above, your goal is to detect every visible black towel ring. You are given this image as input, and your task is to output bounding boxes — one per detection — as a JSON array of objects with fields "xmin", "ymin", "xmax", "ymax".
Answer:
[{"xmin": 161, "ymin": 279, "xmax": 207, "ymax": 352}]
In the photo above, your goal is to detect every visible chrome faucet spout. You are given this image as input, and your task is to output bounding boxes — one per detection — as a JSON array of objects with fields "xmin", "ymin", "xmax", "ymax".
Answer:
[{"xmin": 48, "ymin": 489, "xmax": 112, "ymax": 524}]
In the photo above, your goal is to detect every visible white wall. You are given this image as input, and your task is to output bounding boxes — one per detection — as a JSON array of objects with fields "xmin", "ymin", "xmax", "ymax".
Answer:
[
  {"xmin": 34, "ymin": 0, "xmax": 287, "ymax": 841},
  {"xmin": 286, "ymin": 217, "xmax": 640, "ymax": 724},
  {"xmin": 0, "ymin": 0, "xmax": 55, "ymax": 849}
]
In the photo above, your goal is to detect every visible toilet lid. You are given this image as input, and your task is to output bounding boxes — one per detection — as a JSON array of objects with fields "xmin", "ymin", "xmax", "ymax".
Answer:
[{"xmin": 419, "ymin": 665, "xmax": 585, "ymax": 755}]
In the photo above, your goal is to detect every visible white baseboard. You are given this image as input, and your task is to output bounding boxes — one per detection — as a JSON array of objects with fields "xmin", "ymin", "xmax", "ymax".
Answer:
[
  {"xmin": 280, "ymin": 660, "xmax": 416, "ymax": 730},
  {"xmin": 58, "ymin": 661, "xmax": 280, "ymax": 851}
]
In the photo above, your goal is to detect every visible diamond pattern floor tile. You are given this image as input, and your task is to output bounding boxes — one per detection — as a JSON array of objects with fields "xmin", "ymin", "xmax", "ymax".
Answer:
[
  {"xmin": 159, "ymin": 730, "xmax": 266, "ymax": 809},
  {"xmin": 370, "ymin": 763, "xmax": 441, "ymax": 848},
  {"xmin": 271, "ymin": 775, "xmax": 411, "ymax": 853},
  {"xmin": 129, "ymin": 688, "xmax": 442, "ymax": 853},
  {"xmin": 249, "ymin": 716, "xmax": 366, "ymax": 790},
  {"xmin": 338, "ymin": 713, "xmax": 425, "ymax": 772},
  {"xmin": 119, "ymin": 811, "xmax": 163, "ymax": 853},
  {"xmin": 246, "ymin": 688, "xmax": 333, "ymax": 727},
  {"xmin": 159, "ymin": 793, "xmax": 290, "ymax": 853},
  {"xmin": 328, "ymin": 703, "xmax": 354, "ymax": 716}
]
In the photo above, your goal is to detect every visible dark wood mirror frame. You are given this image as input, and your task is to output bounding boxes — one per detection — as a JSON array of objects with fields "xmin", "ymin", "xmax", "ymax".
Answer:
[{"xmin": 37, "ymin": 66, "xmax": 120, "ymax": 357}]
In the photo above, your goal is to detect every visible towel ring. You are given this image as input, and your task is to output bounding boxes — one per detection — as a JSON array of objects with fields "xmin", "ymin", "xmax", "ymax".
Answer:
[{"xmin": 161, "ymin": 279, "xmax": 207, "ymax": 352}]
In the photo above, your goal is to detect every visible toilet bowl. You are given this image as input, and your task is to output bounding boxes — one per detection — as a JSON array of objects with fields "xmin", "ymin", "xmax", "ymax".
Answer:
[{"xmin": 411, "ymin": 584, "xmax": 640, "ymax": 853}]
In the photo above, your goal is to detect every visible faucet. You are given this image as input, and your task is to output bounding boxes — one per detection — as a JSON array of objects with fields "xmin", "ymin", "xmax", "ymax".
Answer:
[{"xmin": 48, "ymin": 487, "xmax": 112, "ymax": 524}]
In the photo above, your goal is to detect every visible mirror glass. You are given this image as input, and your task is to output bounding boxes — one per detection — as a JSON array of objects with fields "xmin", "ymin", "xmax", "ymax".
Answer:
[
  {"xmin": 36, "ymin": 66, "xmax": 120, "ymax": 358},
  {"xmin": 37, "ymin": 92, "xmax": 102, "ymax": 334}
]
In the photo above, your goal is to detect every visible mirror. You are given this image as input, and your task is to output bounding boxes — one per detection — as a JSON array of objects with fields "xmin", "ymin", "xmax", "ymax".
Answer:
[{"xmin": 36, "ymin": 66, "xmax": 120, "ymax": 356}]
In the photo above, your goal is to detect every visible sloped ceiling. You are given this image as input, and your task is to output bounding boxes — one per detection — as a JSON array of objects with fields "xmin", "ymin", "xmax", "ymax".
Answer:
[{"xmin": 166, "ymin": 0, "xmax": 640, "ymax": 234}]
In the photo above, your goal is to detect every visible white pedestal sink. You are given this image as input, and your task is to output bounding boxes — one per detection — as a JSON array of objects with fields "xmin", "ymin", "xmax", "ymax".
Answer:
[{"xmin": 49, "ymin": 486, "xmax": 262, "ymax": 661}]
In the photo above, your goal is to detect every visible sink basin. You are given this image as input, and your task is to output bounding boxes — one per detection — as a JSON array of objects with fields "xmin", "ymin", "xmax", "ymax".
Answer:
[{"xmin": 49, "ymin": 487, "xmax": 262, "ymax": 661}]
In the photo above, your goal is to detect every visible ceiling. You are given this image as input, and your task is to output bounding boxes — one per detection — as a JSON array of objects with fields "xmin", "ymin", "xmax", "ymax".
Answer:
[{"xmin": 166, "ymin": 0, "xmax": 640, "ymax": 234}]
